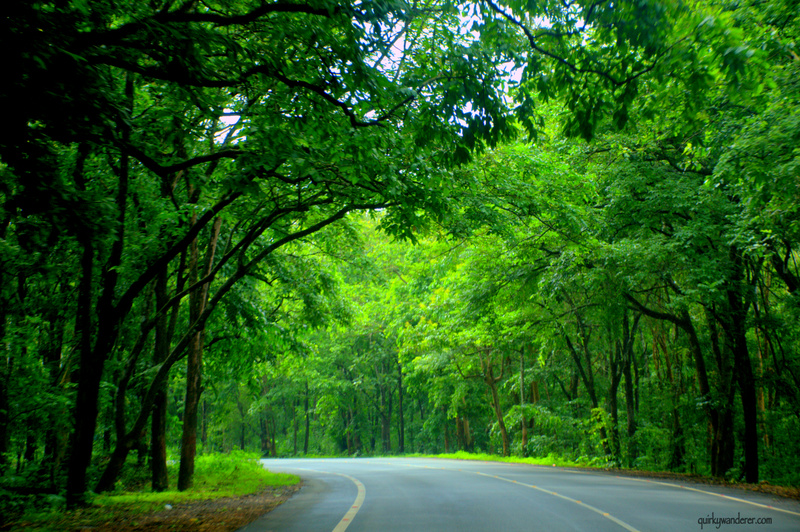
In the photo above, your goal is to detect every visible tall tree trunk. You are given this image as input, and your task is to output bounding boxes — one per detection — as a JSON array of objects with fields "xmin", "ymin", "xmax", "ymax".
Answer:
[
  {"xmin": 270, "ymin": 415, "xmax": 277, "ymax": 457},
  {"xmin": 151, "ymin": 268, "xmax": 170, "ymax": 492},
  {"xmin": 24, "ymin": 424, "xmax": 37, "ymax": 466},
  {"xmin": 442, "ymin": 408, "xmax": 450, "ymax": 454},
  {"xmin": 346, "ymin": 405, "xmax": 354, "ymax": 455},
  {"xmin": 616, "ymin": 311, "xmax": 639, "ymax": 465},
  {"xmin": 292, "ymin": 397, "xmax": 298, "ymax": 455},
  {"xmin": 303, "ymin": 381, "xmax": 310, "ymax": 454},
  {"xmin": 726, "ymin": 252, "xmax": 759, "ymax": 483},
  {"xmin": 0, "ymin": 217, "xmax": 8, "ymax": 474},
  {"xmin": 564, "ymin": 333, "xmax": 610, "ymax": 455},
  {"xmin": 462, "ymin": 416, "xmax": 472, "ymax": 451},
  {"xmin": 622, "ymin": 345, "xmax": 637, "ymax": 465},
  {"xmin": 263, "ymin": 411, "xmax": 273, "ymax": 456},
  {"xmin": 519, "ymin": 347, "xmax": 527, "ymax": 457},
  {"xmin": 95, "ymin": 281, "xmax": 156, "ymax": 493},
  {"xmin": 178, "ymin": 216, "xmax": 222, "ymax": 491},
  {"xmin": 178, "ymin": 243, "xmax": 203, "ymax": 490},
  {"xmin": 626, "ymin": 294, "xmax": 731, "ymax": 477},
  {"xmin": 0, "ymin": 316, "xmax": 9, "ymax": 475},
  {"xmin": 201, "ymin": 399, "xmax": 209, "ymax": 450},
  {"xmin": 42, "ymin": 314, "xmax": 67, "ymax": 487},
  {"xmin": 668, "ymin": 407, "xmax": 686, "ymax": 470},
  {"xmin": 376, "ymin": 364, "xmax": 392, "ymax": 454},
  {"xmin": 380, "ymin": 394, "xmax": 392, "ymax": 454},
  {"xmin": 260, "ymin": 414, "xmax": 268, "ymax": 454},
  {"xmin": 704, "ymin": 307, "xmax": 736, "ymax": 479},
  {"xmin": 67, "ymin": 75, "xmax": 132, "ymax": 507},
  {"xmin": 607, "ymin": 355, "xmax": 621, "ymax": 463},
  {"xmin": 239, "ymin": 395, "xmax": 246, "ymax": 450},
  {"xmin": 482, "ymin": 353, "xmax": 509, "ymax": 457},
  {"xmin": 65, "ymin": 225, "xmax": 97, "ymax": 508},
  {"xmin": 397, "ymin": 363, "xmax": 405, "ymax": 454}
]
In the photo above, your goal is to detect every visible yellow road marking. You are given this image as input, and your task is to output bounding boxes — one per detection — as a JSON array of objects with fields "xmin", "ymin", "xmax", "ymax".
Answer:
[
  {"xmin": 332, "ymin": 473, "xmax": 366, "ymax": 532},
  {"xmin": 288, "ymin": 467, "xmax": 366, "ymax": 532}
]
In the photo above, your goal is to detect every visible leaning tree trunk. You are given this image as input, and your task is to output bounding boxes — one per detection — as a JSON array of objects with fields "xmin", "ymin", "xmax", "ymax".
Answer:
[{"xmin": 482, "ymin": 353, "xmax": 509, "ymax": 457}]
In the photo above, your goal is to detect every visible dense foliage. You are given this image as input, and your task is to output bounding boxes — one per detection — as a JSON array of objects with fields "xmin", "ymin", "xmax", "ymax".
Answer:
[{"xmin": 1, "ymin": 0, "xmax": 799, "ymax": 516}]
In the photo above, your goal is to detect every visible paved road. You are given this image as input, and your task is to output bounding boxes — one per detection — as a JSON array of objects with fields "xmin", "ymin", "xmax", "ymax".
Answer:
[{"xmin": 238, "ymin": 458, "xmax": 800, "ymax": 532}]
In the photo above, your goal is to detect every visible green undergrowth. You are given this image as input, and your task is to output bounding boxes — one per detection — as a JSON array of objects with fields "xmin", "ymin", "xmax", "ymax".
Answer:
[
  {"xmin": 4, "ymin": 451, "xmax": 299, "ymax": 531},
  {"xmin": 414, "ymin": 451, "xmax": 592, "ymax": 468},
  {"xmin": 414, "ymin": 452, "xmax": 798, "ymax": 488}
]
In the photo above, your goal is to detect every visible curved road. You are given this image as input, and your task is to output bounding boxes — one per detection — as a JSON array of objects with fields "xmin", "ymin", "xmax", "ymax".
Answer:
[{"xmin": 238, "ymin": 458, "xmax": 800, "ymax": 532}]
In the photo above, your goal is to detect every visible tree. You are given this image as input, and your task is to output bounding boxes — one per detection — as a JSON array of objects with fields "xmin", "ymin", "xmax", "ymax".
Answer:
[{"xmin": 2, "ymin": 0, "xmax": 518, "ymax": 505}]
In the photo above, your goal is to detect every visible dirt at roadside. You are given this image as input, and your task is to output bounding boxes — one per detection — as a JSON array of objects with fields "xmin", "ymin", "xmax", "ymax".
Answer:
[{"xmin": 5, "ymin": 484, "xmax": 302, "ymax": 532}]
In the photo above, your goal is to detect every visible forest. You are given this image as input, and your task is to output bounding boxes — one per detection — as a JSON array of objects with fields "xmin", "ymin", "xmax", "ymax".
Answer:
[{"xmin": 1, "ymin": 0, "xmax": 799, "ymax": 513}]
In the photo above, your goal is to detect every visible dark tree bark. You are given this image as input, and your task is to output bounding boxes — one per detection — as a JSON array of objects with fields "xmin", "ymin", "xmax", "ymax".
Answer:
[
  {"xmin": 237, "ymin": 393, "xmax": 247, "ymax": 450},
  {"xmin": 94, "ymin": 204, "xmax": 360, "ymax": 489},
  {"xmin": 442, "ymin": 407, "xmax": 450, "ymax": 453},
  {"xmin": 303, "ymin": 380, "xmax": 310, "ymax": 454},
  {"xmin": 564, "ymin": 330, "xmax": 611, "ymax": 456},
  {"xmin": 456, "ymin": 415, "xmax": 473, "ymax": 451},
  {"xmin": 42, "ymin": 315, "xmax": 68, "ymax": 486},
  {"xmin": 625, "ymin": 294, "xmax": 734, "ymax": 478},
  {"xmin": 0, "ymin": 215, "xmax": 8, "ymax": 472},
  {"xmin": 67, "ymin": 74, "xmax": 132, "ymax": 506},
  {"xmin": 482, "ymin": 351, "xmax": 509, "ymax": 457},
  {"xmin": 178, "ymin": 215, "xmax": 222, "ymax": 491},
  {"xmin": 292, "ymin": 398, "xmax": 298, "ymax": 455},
  {"xmin": 724, "ymin": 251, "xmax": 760, "ymax": 483},
  {"xmin": 769, "ymin": 241, "xmax": 800, "ymax": 295},
  {"xmin": 374, "ymin": 362, "xmax": 393, "ymax": 454},
  {"xmin": 621, "ymin": 336, "xmax": 638, "ymax": 464},
  {"xmin": 519, "ymin": 347, "xmax": 527, "ymax": 456},
  {"xmin": 0, "ymin": 317, "xmax": 8, "ymax": 475},
  {"xmin": 668, "ymin": 407, "xmax": 686, "ymax": 470},
  {"xmin": 150, "ymin": 268, "xmax": 170, "ymax": 491},
  {"xmin": 607, "ymin": 340, "xmax": 622, "ymax": 463},
  {"xmin": 397, "ymin": 363, "xmax": 405, "ymax": 454},
  {"xmin": 65, "ymin": 217, "xmax": 98, "ymax": 508},
  {"xmin": 620, "ymin": 311, "xmax": 640, "ymax": 465},
  {"xmin": 95, "ymin": 278, "xmax": 159, "ymax": 493}
]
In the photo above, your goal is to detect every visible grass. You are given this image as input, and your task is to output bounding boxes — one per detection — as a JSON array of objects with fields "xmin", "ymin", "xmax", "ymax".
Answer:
[
  {"xmin": 410, "ymin": 451, "xmax": 593, "ymax": 468},
  {"xmin": 99, "ymin": 451, "xmax": 297, "ymax": 504},
  {"xmin": 5, "ymin": 451, "xmax": 300, "ymax": 531}
]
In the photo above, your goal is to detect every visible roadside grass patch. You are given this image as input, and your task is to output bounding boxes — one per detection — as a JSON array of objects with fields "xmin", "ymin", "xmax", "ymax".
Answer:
[
  {"xmin": 415, "ymin": 451, "xmax": 593, "ymax": 468},
  {"xmin": 5, "ymin": 451, "xmax": 299, "ymax": 531}
]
